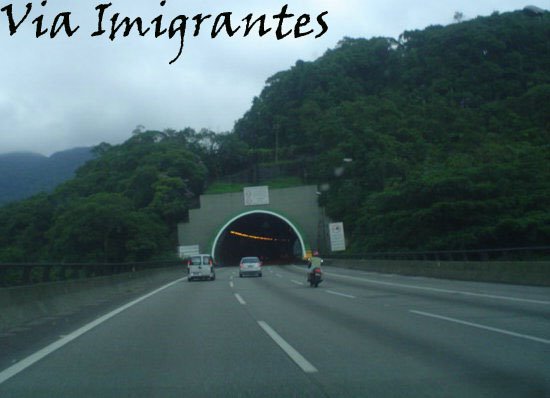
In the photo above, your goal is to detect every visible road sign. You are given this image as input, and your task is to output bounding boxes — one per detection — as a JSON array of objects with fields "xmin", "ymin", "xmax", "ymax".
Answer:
[
  {"xmin": 178, "ymin": 245, "xmax": 200, "ymax": 258},
  {"xmin": 329, "ymin": 222, "xmax": 346, "ymax": 252},
  {"xmin": 244, "ymin": 186, "xmax": 270, "ymax": 206}
]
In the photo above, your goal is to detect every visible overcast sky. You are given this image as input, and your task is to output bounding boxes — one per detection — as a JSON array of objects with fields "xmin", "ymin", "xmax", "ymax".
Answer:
[{"xmin": 0, "ymin": 0, "xmax": 539, "ymax": 155}]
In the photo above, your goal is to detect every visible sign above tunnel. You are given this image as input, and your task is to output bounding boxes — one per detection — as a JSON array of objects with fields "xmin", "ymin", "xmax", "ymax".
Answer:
[{"xmin": 244, "ymin": 186, "xmax": 270, "ymax": 206}]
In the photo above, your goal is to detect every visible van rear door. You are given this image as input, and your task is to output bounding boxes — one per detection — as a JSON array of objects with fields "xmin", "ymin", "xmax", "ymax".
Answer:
[{"xmin": 188, "ymin": 255, "xmax": 212, "ymax": 280}]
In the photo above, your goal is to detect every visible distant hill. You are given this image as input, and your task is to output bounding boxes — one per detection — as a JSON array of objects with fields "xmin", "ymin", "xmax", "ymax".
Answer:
[{"xmin": 0, "ymin": 147, "xmax": 94, "ymax": 205}]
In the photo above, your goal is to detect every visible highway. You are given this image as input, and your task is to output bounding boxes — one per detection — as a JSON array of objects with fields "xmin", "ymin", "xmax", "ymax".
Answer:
[{"xmin": 1, "ymin": 265, "xmax": 549, "ymax": 397}]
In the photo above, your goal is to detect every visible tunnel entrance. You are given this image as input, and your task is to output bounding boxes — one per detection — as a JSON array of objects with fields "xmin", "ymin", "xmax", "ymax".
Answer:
[{"xmin": 212, "ymin": 211, "xmax": 305, "ymax": 267}]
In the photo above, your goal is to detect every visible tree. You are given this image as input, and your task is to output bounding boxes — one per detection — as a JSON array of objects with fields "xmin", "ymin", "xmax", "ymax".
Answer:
[
  {"xmin": 47, "ymin": 193, "xmax": 166, "ymax": 262},
  {"xmin": 454, "ymin": 11, "xmax": 464, "ymax": 23}
]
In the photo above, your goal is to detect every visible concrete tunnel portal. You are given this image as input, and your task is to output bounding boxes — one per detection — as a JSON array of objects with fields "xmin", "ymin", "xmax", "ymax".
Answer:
[{"xmin": 212, "ymin": 211, "xmax": 306, "ymax": 267}]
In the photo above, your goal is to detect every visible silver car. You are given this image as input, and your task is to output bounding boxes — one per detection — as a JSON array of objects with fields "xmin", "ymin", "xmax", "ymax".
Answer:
[
  {"xmin": 239, "ymin": 256, "xmax": 262, "ymax": 277},
  {"xmin": 187, "ymin": 254, "xmax": 216, "ymax": 281}
]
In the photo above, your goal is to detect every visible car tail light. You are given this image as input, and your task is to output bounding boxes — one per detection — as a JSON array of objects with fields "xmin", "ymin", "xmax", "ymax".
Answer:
[{"xmin": 240, "ymin": 263, "xmax": 243, "ymax": 269}]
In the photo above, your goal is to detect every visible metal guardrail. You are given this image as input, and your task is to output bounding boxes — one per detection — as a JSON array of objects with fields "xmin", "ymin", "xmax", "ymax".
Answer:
[
  {"xmin": 214, "ymin": 158, "xmax": 315, "ymax": 185},
  {"xmin": 324, "ymin": 246, "xmax": 550, "ymax": 262},
  {"xmin": 0, "ymin": 261, "xmax": 182, "ymax": 287}
]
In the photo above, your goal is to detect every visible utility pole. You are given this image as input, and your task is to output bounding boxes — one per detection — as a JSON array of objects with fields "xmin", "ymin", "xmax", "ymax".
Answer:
[{"xmin": 275, "ymin": 124, "xmax": 279, "ymax": 163}]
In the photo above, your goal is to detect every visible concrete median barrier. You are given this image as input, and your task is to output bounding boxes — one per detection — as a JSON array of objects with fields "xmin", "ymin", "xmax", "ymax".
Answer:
[{"xmin": 0, "ymin": 267, "xmax": 187, "ymax": 333}]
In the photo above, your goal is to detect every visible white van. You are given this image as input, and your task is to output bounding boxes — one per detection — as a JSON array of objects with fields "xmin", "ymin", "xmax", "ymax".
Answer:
[{"xmin": 187, "ymin": 254, "xmax": 215, "ymax": 281}]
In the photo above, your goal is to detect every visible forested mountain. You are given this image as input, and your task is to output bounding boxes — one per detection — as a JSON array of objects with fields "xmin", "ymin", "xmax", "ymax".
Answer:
[
  {"xmin": 0, "ymin": 129, "xmax": 246, "ymax": 262},
  {"xmin": 0, "ymin": 147, "xmax": 94, "ymax": 205},
  {"xmin": 234, "ymin": 9, "xmax": 550, "ymax": 252},
  {"xmin": 0, "ymin": 9, "xmax": 548, "ymax": 262}
]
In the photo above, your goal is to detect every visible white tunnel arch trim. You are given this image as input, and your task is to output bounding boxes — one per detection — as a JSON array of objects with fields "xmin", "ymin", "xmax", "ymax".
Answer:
[{"xmin": 210, "ymin": 210, "xmax": 307, "ymax": 261}]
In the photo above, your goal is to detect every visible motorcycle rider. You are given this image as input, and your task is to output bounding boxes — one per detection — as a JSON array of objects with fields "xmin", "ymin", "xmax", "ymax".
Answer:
[{"xmin": 307, "ymin": 251, "xmax": 323, "ymax": 282}]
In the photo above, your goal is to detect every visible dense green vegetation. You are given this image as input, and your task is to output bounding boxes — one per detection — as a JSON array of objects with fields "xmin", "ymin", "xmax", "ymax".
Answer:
[
  {"xmin": 234, "ymin": 10, "xmax": 550, "ymax": 252},
  {"xmin": 0, "ymin": 10, "xmax": 548, "ymax": 262},
  {"xmin": 0, "ymin": 129, "xmax": 247, "ymax": 262}
]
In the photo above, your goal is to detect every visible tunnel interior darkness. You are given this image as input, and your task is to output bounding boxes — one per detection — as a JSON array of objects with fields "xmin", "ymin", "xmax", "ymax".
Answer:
[{"xmin": 214, "ymin": 213, "xmax": 303, "ymax": 266}]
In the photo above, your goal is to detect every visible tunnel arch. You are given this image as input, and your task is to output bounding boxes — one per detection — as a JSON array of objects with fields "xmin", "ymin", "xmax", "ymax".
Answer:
[{"xmin": 210, "ymin": 210, "xmax": 307, "ymax": 265}]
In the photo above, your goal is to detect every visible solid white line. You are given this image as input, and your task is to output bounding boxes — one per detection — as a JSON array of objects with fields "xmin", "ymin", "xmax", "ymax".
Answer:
[
  {"xmin": 291, "ymin": 280, "xmax": 304, "ymax": 286},
  {"xmin": 257, "ymin": 321, "xmax": 318, "ymax": 373},
  {"xmin": 234, "ymin": 293, "xmax": 246, "ymax": 305},
  {"xmin": 320, "ymin": 270, "xmax": 550, "ymax": 305},
  {"xmin": 325, "ymin": 290, "xmax": 355, "ymax": 299},
  {"xmin": 229, "ymin": 281, "xmax": 234, "ymax": 288},
  {"xmin": 410, "ymin": 310, "xmax": 550, "ymax": 345},
  {"xmin": 276, "ymin": 274, "xmax": 283, "ymax": 278},
  {"xmin": 0, "ymin": 276, "xmax": 187, "ymax": 385}
]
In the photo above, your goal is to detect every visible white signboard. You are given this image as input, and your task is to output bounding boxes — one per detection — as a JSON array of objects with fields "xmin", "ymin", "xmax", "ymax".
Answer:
[
  {"xmin": 329, "ymin": 222, "xmax": 346, "ymax": 252},
  {"xmin": 178, "ymin": 245, "xmax": 200, "ymax": 258},
  {"xmin": 244, "ymin": 186, "xmax": 270, "ymax": 206}
]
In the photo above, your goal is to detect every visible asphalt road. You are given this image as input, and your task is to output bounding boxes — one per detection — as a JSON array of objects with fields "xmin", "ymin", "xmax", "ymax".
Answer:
[{"xmin": 1, "ymin": 265, "xmax": 549, "ymax": 397}]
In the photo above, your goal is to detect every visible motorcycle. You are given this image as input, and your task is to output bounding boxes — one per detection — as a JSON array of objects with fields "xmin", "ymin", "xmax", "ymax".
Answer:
[{"xmin": 307, "ymin": 267, "xmax": 323, "ymax": 288}]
